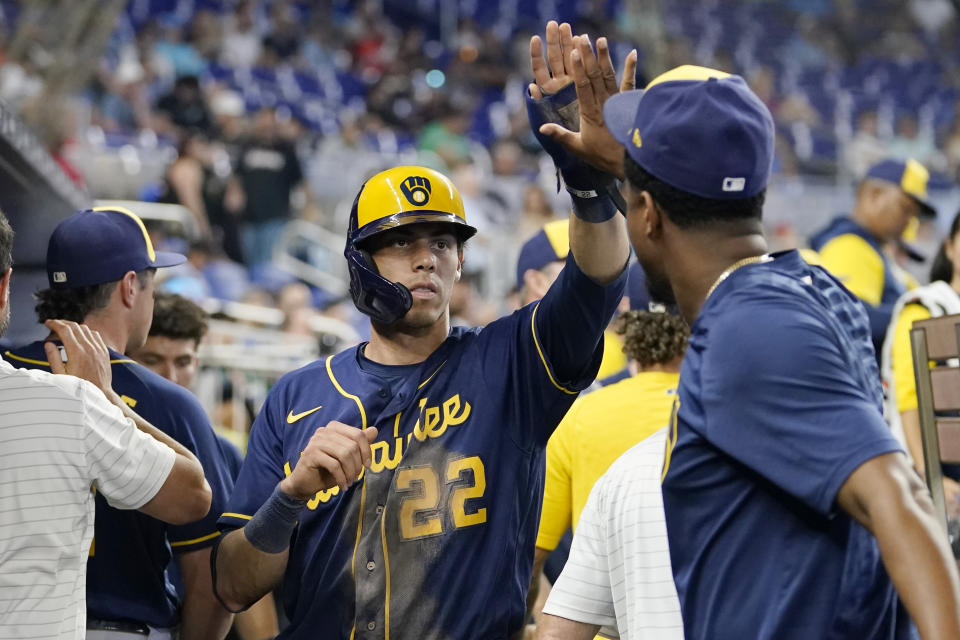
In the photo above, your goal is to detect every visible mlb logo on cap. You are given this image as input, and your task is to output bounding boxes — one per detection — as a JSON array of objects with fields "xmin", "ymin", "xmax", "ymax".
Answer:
[
  {"xmin": 722, "ymin": 177, "xmax": 746, "ymax": 192},
  {"xmin": 46, "ymin": 207, "xmax": 186, "ymax": 289}
]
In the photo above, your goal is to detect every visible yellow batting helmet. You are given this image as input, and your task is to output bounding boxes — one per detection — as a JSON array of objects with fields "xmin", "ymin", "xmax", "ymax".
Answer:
[{"xmin": 345, "ymin": 166, "xmax": 477, "ymax": 324}]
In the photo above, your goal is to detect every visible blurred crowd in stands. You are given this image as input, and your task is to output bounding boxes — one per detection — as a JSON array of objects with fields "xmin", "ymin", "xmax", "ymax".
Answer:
[{"xmin": 0, "ymin": 0, "xmax": 959, "ymax": 329}]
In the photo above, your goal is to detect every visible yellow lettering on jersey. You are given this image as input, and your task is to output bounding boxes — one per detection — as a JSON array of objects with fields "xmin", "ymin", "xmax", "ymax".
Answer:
[
  {"xmin": 120, "ymin": 395, "xmax": 137, "ymax": 408},
  {"xmin": 282, "ymin": 460, "xmax": 364, "ymax": 510},
  {"xmin": 284, "ymin": 395, "xmax": 472, "ymax": 492},
  {"xmin": 371, "ymin": 438, "xmax": 404, "ymax": 473},
  {"xmin": 413, "ymin": 394, "xmax": 471, "ymax": 442}
]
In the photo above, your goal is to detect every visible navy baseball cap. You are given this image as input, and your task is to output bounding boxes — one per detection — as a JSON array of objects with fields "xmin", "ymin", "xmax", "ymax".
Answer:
[
  {"xmin": 515, "ymin": 219, "xmax": 569, "ymax": 290},
  {"xmin": 864, "ymin": 158, "xmax": 936, "ymax": 217},
  {"xmin": 46, "ymin": 207, "xmax": 186, "ymax": 289},
  {"xmin": 603, "ymin": 65, "xmax": 775, "ymax": 199}
]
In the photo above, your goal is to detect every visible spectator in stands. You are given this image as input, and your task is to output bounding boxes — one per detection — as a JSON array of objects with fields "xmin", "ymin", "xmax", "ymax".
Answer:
[
  {"xmin": 276, "ymin": 281, "xmax": 316, "ymax": 337},
  {"xmin": 155, "ymin": 75, "xmax": 215, "ymax": 137},
  {"xmin": 220, "ymin": 1, "xmax": 262, "ymax": 69},
  {"xmin": 95, "ymin": 57, "xmax": 152, "ymax": 133},
  {"xmin": 417, "ymin": 104, "xmax": 473, "ymax": 169},
  {"xmin": 300, "ymin": 9, "xmax": 341, "ymax": 70},
  {"xmin": 782, "ymin": 14, "xmax": 833, "ymax": 68},
  {"xmin": 890, "ymin": 113, "xmax": 937, "ymax": 166},
  {"xmin": 158, "ymin": 129, "xmax": 217, "ymax": 238},
  {"xmin": 128, "ymin": 292, "xmax": 280, "ymax": 640},
  {"xmin": 261, "ymin": 1, "xmax": 302, "ymax": 66},
  {"xmin": 189, "ymin": 9, "xmax": 224, "ymax": 62},
  {"xmin": 4, "ymin": 207, "xmax": 235, "ymax": 640},
  {"xmin": 941, "ymin": 111, "xmax": 960, "ymax": 181},
  {"xmin": 0, "ymin": 211, "xmax": 210, "ymax": 639},
  {"xmin": 810, "ymin": 158, "xmax": 935, "ymax": 352},
  {"xmin": 209, "ymin": 89, "xmax": 248, "ymax": 150},
  {"xmin": 489, "ymin": 139, "xmax": 529, "ymax": 215},
  {"xmin": 21, "ymin": 96, "xmax": 86, "ymax": 187},
  {"xmin": 531, "ymin": 309, "xmax": 689, "ymax": 640},
  {"xmin": 153, "ymin": 14, "xmax": 208, "ymax": 80},
  {"xmin": 881, "ymin": 211, "xmax": 960, "ymax": 519},
  {"xmin": 516, "ymin": 184, "xmax": 557, "ymax": 240},
  {"xmin": 845, "ymin": 109, "xmax": 887, "ymax": 178},
  {"xmin": 229, "ymin": 107, "xmax": 306, "ymax": 267}
]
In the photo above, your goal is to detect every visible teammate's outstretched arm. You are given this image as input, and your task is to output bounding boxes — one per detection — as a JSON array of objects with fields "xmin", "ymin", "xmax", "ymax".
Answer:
[
  {"xmin": 528, "ymin": 22, "xmax": 631, "ymax": 285},
  {"xmin": 837, "ymin": 452, "xmax": 960, "ymax": 640},
  {"xmin": 44, "ymin": 319, "xmax": 211, "ymax": 525},
  {"xmin": 213, "ymin": 422, "xmax": 377, "ymax": 611}
]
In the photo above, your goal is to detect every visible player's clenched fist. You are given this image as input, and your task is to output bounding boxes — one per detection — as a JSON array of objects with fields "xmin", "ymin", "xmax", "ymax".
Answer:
[{"xmin": 280, "ymin": 421, "xmax": 378, "ymax": 499}]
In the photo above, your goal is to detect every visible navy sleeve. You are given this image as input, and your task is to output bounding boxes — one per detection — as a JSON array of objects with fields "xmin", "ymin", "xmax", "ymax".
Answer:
[
  {"xmin": 699, "ymin": 295, "xmax": 902, "ymax": 515},
  {"xmin": 164, "ymin": 386, "xmax": 236, "ymax": 553},
  {"xmin": 532, "ymin": 252, "xmax": 627, "ymax": 388},
  {"xmin": 474, "ymin": 252, "xmax": 626, "ymax": 447}
]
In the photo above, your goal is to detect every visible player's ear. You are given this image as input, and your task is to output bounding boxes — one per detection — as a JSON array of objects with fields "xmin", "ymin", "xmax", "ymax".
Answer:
[
  {"xmin": 522, "ymin": 268, "xmax": 545, "ymax": 297},
  {"xmin": 640, "ymin": 191, "xmax": 663, "ymax": 239},
  {"xmin": 118, "ymin": 270, "xmax": 139, "ymax": 309},
  {"xmin": 0, "ymin": 267, "xmax": 11, "ymax": 312}
]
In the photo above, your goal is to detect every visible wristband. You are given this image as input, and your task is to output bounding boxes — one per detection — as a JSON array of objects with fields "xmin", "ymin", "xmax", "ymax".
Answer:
[
  {"xmin": 527, "ymin": 84, "xmax": 625, "ymax": 220},
  {"xmin": 244, "ymin": 483, "xmax": 305, "ymax": 553},
  {"xmin": 568, "ymin": 190, "xmax": 618, "ymax": 223}
]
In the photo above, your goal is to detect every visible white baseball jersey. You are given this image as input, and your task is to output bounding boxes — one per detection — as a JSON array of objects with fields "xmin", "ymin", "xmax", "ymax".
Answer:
[
  {"xmin": 0, "ymin": 360, "xmax": 175, "ymax": 639},
  {"xmin": 542, "ymin": 428, "xmax": 684, "ymax": 639}
]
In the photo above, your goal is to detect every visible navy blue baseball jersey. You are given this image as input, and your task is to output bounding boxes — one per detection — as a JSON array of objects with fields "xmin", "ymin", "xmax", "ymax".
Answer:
[
  {"xmin": 219, "ymin": 254, "xmax": 626, "ymax": 639},
  {"xmin": 661, "ymin": 250, "xmax": 913, "ymax": 639},
  {"xmin": 3, "ymin": 342, "xmax": 234, "ymax": 628}
]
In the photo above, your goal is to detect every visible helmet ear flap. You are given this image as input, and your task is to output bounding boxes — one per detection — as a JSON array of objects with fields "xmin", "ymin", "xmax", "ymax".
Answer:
[{"xmin": 345, "ymin": 244, "xmax": 413, "ymax": 325}]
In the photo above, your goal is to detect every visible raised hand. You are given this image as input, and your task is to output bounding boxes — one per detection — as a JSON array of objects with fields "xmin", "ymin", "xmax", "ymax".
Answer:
[
  {"xmin": 537, "ymin": 34, "xmax": 637, "ymax": 179},
  {"xmin": 529, "ymin": 21, "xmax": 576, "ymax": 98},
  {"xmin": 43, "ymin": 319, "xmax": 114, "ymax": 393},
  {"xmin": 280, "ymin": 421, "xmax": 378, "ymax": 499}
]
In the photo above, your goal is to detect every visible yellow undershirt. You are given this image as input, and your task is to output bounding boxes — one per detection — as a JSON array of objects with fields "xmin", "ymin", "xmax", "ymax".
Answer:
[
  {"xmin": 537, "ymin": 370, "xmax": 679, "ymax": 550},
  {"xmin": 891, "ymin": 302, "xmax": 933, "ymax": 413}
]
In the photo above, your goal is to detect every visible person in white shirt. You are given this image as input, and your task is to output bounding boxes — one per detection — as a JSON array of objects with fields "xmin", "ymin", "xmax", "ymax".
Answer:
[
  {"xmin": 0, "ymin": 211, "xmax": 211, "ymax": 640},
  {"xmin": 537, "ymin": 428, "xmax": 684, "ymax": 640}
]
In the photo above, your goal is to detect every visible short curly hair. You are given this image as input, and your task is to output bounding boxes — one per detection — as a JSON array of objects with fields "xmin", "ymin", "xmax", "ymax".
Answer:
[
  {"xmin": 35, "ymin": 270, "xmax": 154, "ymax": 324},
  {"xmin": 617, "ymin": 310, "xmax": 689, "ymax": 368},
  {"xmin": 150, "ymin": 292, "xmax": 208, "ymax": 347}
]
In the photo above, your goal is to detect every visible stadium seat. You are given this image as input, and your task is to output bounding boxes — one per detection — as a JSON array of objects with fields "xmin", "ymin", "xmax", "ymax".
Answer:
[{"xmin": 910, "ymin": 313, "xmax": 960, "ymax": 541}]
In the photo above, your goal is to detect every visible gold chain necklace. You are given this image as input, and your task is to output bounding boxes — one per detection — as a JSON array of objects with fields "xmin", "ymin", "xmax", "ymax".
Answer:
[{"xmin": 706, "ymin": 253, "xmax": 773, "ymax": 299}]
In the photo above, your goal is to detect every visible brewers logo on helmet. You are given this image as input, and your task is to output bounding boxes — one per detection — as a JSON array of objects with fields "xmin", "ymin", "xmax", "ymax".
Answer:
[{"xmin": 345, "ymin": 166, "xmax": 477, "ymax": 324}]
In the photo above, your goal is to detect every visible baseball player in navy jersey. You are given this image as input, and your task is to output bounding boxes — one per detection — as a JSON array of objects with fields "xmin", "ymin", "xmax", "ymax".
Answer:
[
  {"xmin": 4, "ymin": 207, "xmax": 235, "ymax": 640},
  {"xmin": 212, "ymin": 27, "xmax": 631, "ymax": 640},
  {"xmin": 534, "ymin": 29, "xmax": 960, "ymax": 640}
]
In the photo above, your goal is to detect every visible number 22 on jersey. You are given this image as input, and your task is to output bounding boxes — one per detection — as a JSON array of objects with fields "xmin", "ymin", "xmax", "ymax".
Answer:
[{"xmin": 395, "ymin": 455, "xmax": 487, "ymax": 540}]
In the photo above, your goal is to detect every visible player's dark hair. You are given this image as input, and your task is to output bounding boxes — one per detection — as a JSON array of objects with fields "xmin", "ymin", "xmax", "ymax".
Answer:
[
  {"xmin": 618, "ymin": 310, "xmax": 689, "ymax": 368},
  {"xmin": 0, "ymin": 210, "xmax": 13, "ymax": 273},
  {"xmin": 150, "ymin": 292, "xmax": 209, "ymax": 347},
  {"xmin": 623, "ymin": 154, "xmax": 765, "ymax": 230},
  {"xmin": 930, "ymin": 209, "xmax": 960, "ymax": 283},
  {"xmin": 34, "ymin": 269, "xmax": 155, "ymax": 323}
]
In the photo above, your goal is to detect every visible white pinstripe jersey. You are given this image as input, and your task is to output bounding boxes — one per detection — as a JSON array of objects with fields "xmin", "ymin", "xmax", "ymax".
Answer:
[
  {"xmin": 0, "ymin": 360, "xmax": 175, "ymax": 639},
  {"xmin": 543, "ymin": 428, "xmax": 684, "ymax": 639}
]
